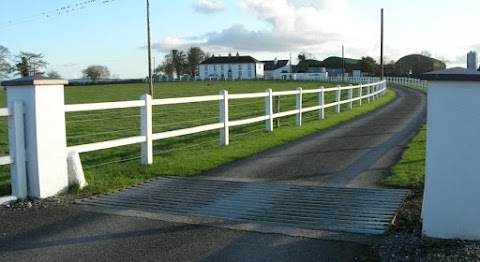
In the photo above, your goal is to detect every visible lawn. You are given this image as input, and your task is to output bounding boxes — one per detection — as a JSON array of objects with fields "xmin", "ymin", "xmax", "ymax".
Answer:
[{"xmin": 0, "ymin": 80, "xmax": 395, "ymax": 196}]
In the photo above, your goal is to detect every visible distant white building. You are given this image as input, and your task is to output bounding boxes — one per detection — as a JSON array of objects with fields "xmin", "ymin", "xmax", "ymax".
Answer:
[
  {"xmin": 262, "ymin": 58, "xmax": 291, "ymax": 80},
  {"xmin": 467, "ymin": 51, "xmax": 478, "ymax": 70},
  {"xmin": 198, "ymin": 54, "xmax": 264, "ymax": 80}
]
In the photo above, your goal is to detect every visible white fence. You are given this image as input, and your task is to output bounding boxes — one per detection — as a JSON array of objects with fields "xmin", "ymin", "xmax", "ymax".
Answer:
[
  {"xmin": 0, "ymin": 79, "xmax": 387, "ymax": 198},
  {"xmin": 327, "ymin": 76, "xmax": 428, "ymax": 90},
  {"xmin": 0, "ymin": 102, "xmax": 27, "ymax": 201},
  {"xmin": 65, "ymin": 81, "xmax": 387, "ymax": 165}
]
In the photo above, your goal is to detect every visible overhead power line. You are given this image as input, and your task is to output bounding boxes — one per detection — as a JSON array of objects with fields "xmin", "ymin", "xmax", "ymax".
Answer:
[{"xmin": 0, "ymin": 0, "xmax": 119, "ymax": 29}]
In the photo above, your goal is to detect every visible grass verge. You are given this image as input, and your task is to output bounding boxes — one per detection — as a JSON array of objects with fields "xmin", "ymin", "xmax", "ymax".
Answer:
[{"xmin": 382, "ymin": 125, "xmax": 426, "ymax": 188}]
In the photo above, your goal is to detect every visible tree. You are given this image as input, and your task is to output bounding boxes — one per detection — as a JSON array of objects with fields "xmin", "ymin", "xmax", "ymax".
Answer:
[
  {"xmin": 297, "ymin": 51, "xmax": 315, "ymax": 62},
  {"xmin": 14, "ymin": 52, "xmax": 48, "ymax": 76},
  {"xmin": 384, "ymin": 59, "xmax": 396, "ymax": 76},
  {"xmin": 82, "ymin": 65, "xmax": 110, "ymax": 82},
  {"xmin": 419, "ymin": 50, "xmax": 432, "ymax": 57},
  {"xmin": 171, "ymin": 49, "xmax": 187, "ymax": 80},
  {"xmin": 155, "ymin": 58, "xmax": 175, "ymax": 78},
  {"xmin": 47, "ymin": 70, "xmax": 62, "ymax": 79},
  {"xmin": 0, "ymin": 45, "xmax": 12, "ymax": 78},
  {"xmin": 186, "ymin": 46, "xmax": 205, "ymax": 78},
  {"xmin": 358, "ymin": 56, "xmax": 379, "ymax": 76}
]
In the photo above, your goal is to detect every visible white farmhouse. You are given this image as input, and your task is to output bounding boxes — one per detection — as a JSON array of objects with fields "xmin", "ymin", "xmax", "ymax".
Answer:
[
  {"xmin": 198, "ymin": 54, "xmax": 264, "ymax": 80},
  {"xmin": 262, "ymin": 59, "xmax": 291, "ymax": 80}
]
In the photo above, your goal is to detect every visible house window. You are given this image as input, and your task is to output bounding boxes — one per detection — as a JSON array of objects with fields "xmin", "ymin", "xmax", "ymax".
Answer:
[
  {"xmin": 248, "ymin": 71, "xmax": 252, "ymax": 78},
  {"xmin": 221, "ymin": 64, "xmax": 224, "ymax": 70},
  {"xmin": 239, "ymin": 71, "xmax": 242, "ymax": 78},
  {"xmin": 248, "ymin": 64, "xmax": 252, "ymax": 70}
]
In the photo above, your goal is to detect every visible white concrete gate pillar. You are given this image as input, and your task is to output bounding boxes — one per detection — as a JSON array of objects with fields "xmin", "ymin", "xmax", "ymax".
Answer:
[
  {"xmin": 421, "ymin": 67, "xmax": 480, "ymax": 240},
  {"xmin": 1, "ymin": 76, "xmax": 69, "ymax": 198}
]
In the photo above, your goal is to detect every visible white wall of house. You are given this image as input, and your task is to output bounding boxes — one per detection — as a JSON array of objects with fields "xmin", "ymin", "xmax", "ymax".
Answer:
[
  {"xmin": 265, "ymin": 64, "xmax": 291, "ymax": 80},
  {"xmin": 199, "ymin": 63, "xmax": 264, "ymax": 80}
]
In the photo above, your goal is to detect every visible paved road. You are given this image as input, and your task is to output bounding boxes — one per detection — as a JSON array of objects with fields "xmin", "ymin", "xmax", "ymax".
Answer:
[
  {"xmin": 0, "ymin": 85, "xmax": 426, "ymax": 261},
  {"xmin": 202, "ymin": 84, "xmax": 427, "ymax": 188}
]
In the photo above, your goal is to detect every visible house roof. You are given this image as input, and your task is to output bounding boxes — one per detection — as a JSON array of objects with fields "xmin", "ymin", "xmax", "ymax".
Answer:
[
  {"xmin": 296, "ymin": 59, "xmax": 324, "ymax": 68},
  {"xmin": 262, "ymin": 60, "xmax": 289, "ymax": 71},
  {"xmin": 421, "ymin": 67, "xmax": 480, "ymax": 81},
  {"xmin": 200, "ymin": 55, "xmax": 262, "ymax": 65}
]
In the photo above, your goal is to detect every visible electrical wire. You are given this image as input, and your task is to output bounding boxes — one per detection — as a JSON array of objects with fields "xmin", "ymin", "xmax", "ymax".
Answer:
[
  {"xmin": 83, "ymin": 155, "xmax": 141, "ymax": 169},
  {"xmin": 1, "ymin": 0, "xmax": 121, "ymax": 29},
  {"xmin": 67, "ymin": 127, "xmax": 139, "ymax": 140}
]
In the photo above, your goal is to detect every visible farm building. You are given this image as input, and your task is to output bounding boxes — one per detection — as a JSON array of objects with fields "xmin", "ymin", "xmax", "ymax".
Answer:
[
  {"xmin": 295, "ymin": 59, "xmax": 325, "ymax": 73},
  {"xmin": 292, "ymin": 57, "xmax": 361, "ymax": 77},
  {"xmin": 262, "ymin": 58, "xmax": 291, "ymax": 80},
  {"xmin": 395, "ymin": 54, "xmax": 446, "ymax": 77},
  {"xmin": 198, "ymin": 54, "xmax": 264, "ymax": 80},
  {"xmin": 322, "ymin": 56, "xmax": 362, "ymax": 77}
]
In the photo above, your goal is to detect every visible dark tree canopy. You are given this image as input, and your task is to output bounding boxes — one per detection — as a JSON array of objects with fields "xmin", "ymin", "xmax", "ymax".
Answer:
[
  {"xmin": 297, "ymin": 51, "xmax": 315, "ymax": 62},
  {"xmin": 157, "ymin": 47, "xmax": 206, "ymax": 79},
  {"xmin": 82, "ymin": 65, "xmax": 110, "ymax": 82},
  {"xmin": 187, "ymin": 46, "xmax": 205, "ymax": 77},
  {"xmin": 358, "ymin": 56, "xmax": 378, "ymax": 76},
  {"xmin": 15, "ymin": 52, "xmax": 47, "ymax": 77}
]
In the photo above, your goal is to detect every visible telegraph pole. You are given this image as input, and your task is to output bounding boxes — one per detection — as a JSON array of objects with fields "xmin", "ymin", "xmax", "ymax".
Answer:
[
  {"xmin": 342, "ymin": 45, "xmax": 345, "ymax": 83},
  {"xmin": 380, "ymin": 8, "xmax": 384, "ymax": 80},
  {"xmin": 147, "ymin": 0, "xmax": 154, "ymax": 97}
]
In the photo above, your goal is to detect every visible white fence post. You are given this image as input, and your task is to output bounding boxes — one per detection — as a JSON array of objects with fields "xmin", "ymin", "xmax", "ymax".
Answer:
[
  {"xmin": 348, "ymin": 84, "xmax": 353, "ymax": 110},
  {"xmin": 8, "ymin": 101, "xmax": 27, "ymax": 199},
  {"xmin": 220, "ymin": 90, "xmax": 229, "ymax": 146},
  {"xmin": 2, "ymin": 76, "xmax": 69, "ymax": 198},
  {"xmin": 358, "ymin": 84, "xmax": 363, "ymax": 106},
  {"xmin": 296, "ymin": 87, "xmax": 302, "ymax": 126},
  {"xmin": 319, "ymin": 86, "xmax": 325, "ymax": 120},
  {"xmin": 265, "ymin": 88, "xmax": 273, "ymax": 132},
  {"xmin": 140, "ymin": 94, "xmax": 153, "ymax": 165},
  {"xmin": 335, "ymin": 85, "xmax": 341, "ymax": 113},
  {"xmin": 367, "ymin": 85, "xmax": 371, "ymax": 103}
]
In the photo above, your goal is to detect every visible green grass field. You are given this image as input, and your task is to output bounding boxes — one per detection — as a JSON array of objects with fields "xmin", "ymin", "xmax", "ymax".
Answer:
[{"xmin": 0, "ymin": 81, "xmax": 395, "ymax": 196}]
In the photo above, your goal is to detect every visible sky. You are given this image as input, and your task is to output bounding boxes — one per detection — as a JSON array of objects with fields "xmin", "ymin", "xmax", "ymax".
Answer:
[{"xmin": 1, "ymin": 0, "xmax": 479, "ymax": 79}]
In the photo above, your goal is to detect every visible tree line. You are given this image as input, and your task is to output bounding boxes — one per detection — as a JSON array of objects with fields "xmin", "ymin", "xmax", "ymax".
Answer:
[
  {"xmin": 154, "ymin": 46, "xmax": 209, "ymax": 80},
  {"xmin": 0, "ymin": 44, "xmax": 111, "ymax": 82}
]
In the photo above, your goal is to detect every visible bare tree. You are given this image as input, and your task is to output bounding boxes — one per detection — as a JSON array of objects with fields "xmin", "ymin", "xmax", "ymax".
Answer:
[
  {"xmin": 47, "ymin": 70, "xmax": 62, "ymax": 79},
  {"xmin": 0, "ymin": 45, "xmax": 12, "ymax": 78},
  {"xmin": 82, "ymin": 65, "xmax": 110, "ymax": 83}
]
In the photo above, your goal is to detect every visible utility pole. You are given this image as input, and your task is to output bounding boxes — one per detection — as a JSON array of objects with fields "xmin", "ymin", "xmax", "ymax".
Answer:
[
  {"xmin": 342, "ymin": 45, "xmax": 345, "ymax": 83},
  {"xmin": 146, "ymin": 0, "xmax": 154, "ymax": 97},
  {"xmin": 380, "ymin": 8, "xmax": 384, "ymax": 80}
]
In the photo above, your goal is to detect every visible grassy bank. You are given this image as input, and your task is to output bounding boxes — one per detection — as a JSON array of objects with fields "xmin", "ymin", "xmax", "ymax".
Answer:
[{"xmin": 383, "ymin": 125, "xmax": 426, "ymax": 188}]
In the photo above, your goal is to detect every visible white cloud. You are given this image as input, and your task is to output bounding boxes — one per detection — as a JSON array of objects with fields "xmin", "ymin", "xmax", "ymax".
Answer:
[
  {"xmin": 195, "ymin": 0, "xmax": 225, "ymax": 15},
  {"xmin": 153, "ymin": 0, "xmax": 379, "ymax": 59}
]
